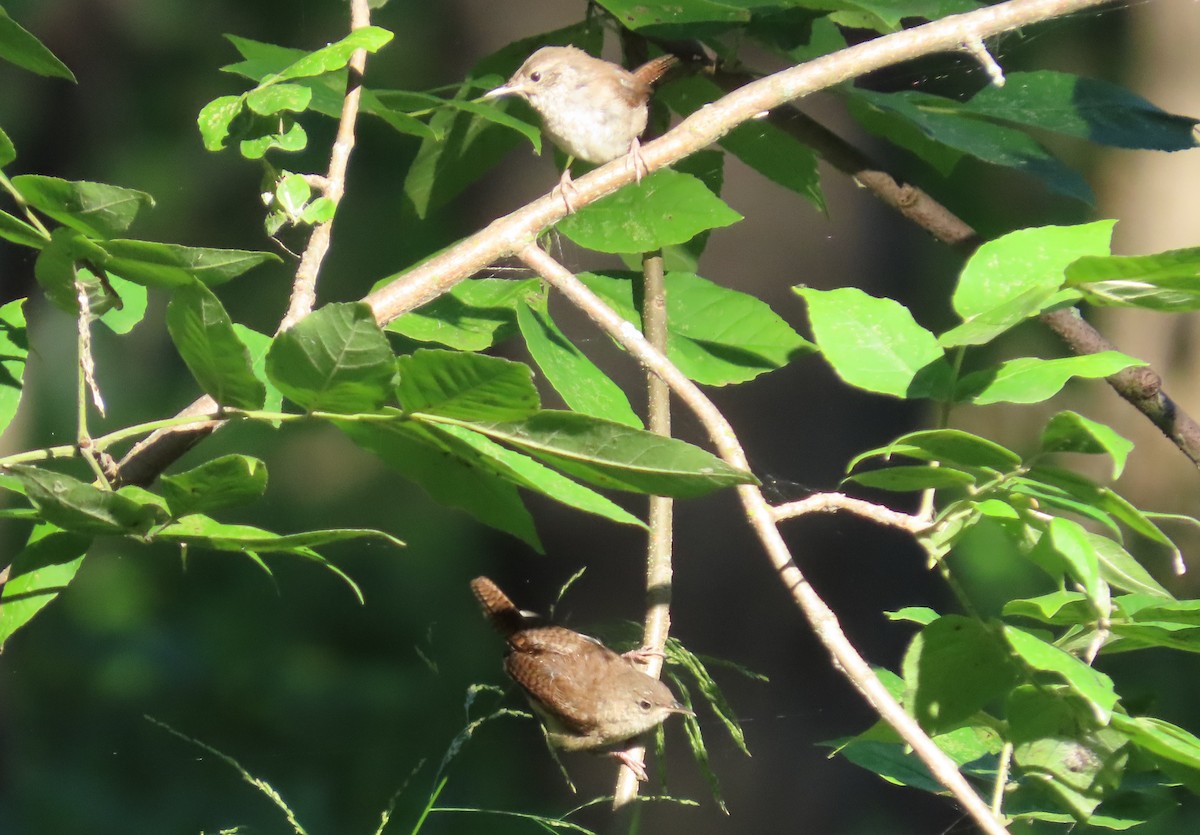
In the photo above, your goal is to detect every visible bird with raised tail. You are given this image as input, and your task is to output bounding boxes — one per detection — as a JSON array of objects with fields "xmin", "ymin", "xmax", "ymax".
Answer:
[
  {"xmin": 482, "ymin": 46, "xmax": 678, "ymax": 211},
  {"xmin": 470, "ymin": 575, "xmax": 690, "ymax": 781}
]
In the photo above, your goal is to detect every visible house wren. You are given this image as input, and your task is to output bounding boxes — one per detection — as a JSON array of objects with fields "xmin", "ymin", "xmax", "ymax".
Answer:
[
  {"xmin": 470, "ymin": 576, "xmax": 689, "ymax": 780},
  {"xmin": 482, "ymin": 46, "xmax": 678, "ymax": 209}
]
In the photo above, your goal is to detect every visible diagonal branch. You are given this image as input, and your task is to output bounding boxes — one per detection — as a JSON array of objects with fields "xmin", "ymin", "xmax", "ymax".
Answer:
[
  {"xmin": 517, "ymin": 242, "xmax": 1012, "ymax": 835},
  {"xmin": 114, "ymin": 0, "xmax": 1113, "ymax": 486}
]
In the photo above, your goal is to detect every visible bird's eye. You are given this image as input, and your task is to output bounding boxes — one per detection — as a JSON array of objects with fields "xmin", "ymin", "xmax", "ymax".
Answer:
[
  {"xmin": 529, "ymin": 71, "xmax": 542, "ymax": 82},
  {"xmin": 639, "ymin": 699, "xmax": 652, "ymax": 710}
]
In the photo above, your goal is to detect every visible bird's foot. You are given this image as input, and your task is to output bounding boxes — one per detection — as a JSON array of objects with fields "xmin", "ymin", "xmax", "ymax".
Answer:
[
  {"xmin": 622, "ymin": 646, "xmax": 665, "ymax": 665},
  {"xmin": 554, "ymin": 168, "xmax": 579, "ymax": 213},
  {"xmin": 611, "ymin": 749, "xmax": 649, "ymax": 782},
  {"xmin": 628, "ymin": 137, "xmax": 648, "ymax": 183}
]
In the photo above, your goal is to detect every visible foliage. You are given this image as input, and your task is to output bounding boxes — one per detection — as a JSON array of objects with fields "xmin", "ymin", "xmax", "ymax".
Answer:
[{"xmin": 2, "ymin": 0, "xmax": 1200, "ymax": 832}]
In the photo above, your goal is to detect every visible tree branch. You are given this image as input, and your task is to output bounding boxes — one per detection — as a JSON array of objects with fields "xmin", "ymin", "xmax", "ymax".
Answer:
[
  {"xmin": 724, "ymin": 69, "xmax": 1200, "ymax": 468},
  {"xmin": 112, "ymin": 0, "xmax": 1110, "ymax": 490},
  {"xmin": 517, "ymin": 242, "xmax": 1011, "ymax": 835}
]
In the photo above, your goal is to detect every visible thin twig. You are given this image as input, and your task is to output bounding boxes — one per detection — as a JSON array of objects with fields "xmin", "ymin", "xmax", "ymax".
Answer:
[
  {"xmin": 516, "ymin": 243, "xmax": 1012, "ymax": 835},
  {"xmin": 771, "ymin": 492, "xmax": 928, "ymax": 532},
  {"xmin": 74, "ymin": 278, "xmax": 109, "ymax": 485},
  {"xmin": 114, "ymin": 0, "xmax": 375, "ymax": 486},
  {"xmin": 278, "ymin": 0, "xmax": 371, "ymax": 330},
  {"xmin": 612, "ymin": 252, "xmax": 674, "ymax": 814}
]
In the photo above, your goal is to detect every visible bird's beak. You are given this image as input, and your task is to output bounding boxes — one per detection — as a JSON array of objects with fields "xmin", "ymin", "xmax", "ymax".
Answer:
[
  {"xmin": 672, "ymin": 702, "xmax": 695, "ymax": 716},
  {"xmin": 481, "ymin": 83, "xmax": 516, "ymax": 100}
]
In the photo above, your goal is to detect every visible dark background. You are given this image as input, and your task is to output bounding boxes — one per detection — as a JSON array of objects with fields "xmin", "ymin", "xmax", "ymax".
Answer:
[{"xmin": 1, "ymin": 0, "xmax": 1199, "ymax": 832}]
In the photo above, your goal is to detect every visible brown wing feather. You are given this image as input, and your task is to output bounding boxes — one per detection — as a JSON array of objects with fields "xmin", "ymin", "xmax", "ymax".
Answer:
[{"xmin": 505, "ymin": 625, "xmax": 626, "ymax": 733}]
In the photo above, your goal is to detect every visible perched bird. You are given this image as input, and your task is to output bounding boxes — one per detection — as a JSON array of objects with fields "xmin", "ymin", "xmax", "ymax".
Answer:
[
  {"xmin": 482, "ymin": 46, "xmax": 678, "ymax": 210},
  {"xmin": 470, "ymin": 575, "xmax": 689, "ymax": 780}
]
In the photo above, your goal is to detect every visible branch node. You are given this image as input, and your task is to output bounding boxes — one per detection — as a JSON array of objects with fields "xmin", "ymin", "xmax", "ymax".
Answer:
[{"xmin": 961, "ymin": 33, "xmax": 1005, "ymax": 86}]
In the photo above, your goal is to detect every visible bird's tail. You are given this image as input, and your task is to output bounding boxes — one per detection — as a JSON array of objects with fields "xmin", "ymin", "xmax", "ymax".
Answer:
[
  {"xmin": 632, "ymin": 54, "xmax": 679, "ymax": 87},
  {"xmin": 470, "ymin": 576, "xmax": 532, "ymax": 636}
]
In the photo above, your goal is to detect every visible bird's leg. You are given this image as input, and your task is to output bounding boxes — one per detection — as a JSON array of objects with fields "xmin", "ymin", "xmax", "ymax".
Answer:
[
  {"xmin": 611, "ymin": 748, "xmax": 649, "ymax": 782},
  {"xmin": 553, "ymin": 156, "xmax": 579, "ymax": 213},
  {"xmin": 627, "ymin": 137, "xmax": 648, "ymax": 183},
  {"xmin": 622, "ymin": 646, "xmax": 665, "ymax": 665}
]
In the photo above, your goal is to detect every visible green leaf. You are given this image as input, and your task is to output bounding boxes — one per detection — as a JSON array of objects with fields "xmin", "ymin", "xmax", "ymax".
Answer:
[
  {"xmin": 0, "ymin": 298, "xmax": 29, "ymax": 438},
  {"xmin": 274, "ymin": 172, "xmax": 311, "ymax": 218},
  {"xmin": 584, "ymin": 271, "xmax": 813, "ymax": 386},
  {"xmin": 246, "ymin": 83, "xmax": 312, "ymax": 115},
  {"xmin": 1089, "ymin": 534, "xmax": 1172, "ymax": 599},
  {"xmin": 266, "ymin": 302, "xmax": 397, "ymax": 413},
  {"xmin": 558, "ymin": 169, "xmax": 742, "ymax": 254},
  {"xmin": 1003, "ymin": 591, "xmax": 1093, "ymax": 625},
  {"xmin": 1007, "ymin": 686, "xmax": 1127, "ymax": 821},
  {"xmin": 1014, "ymin": 466, "xmax": 1178, "ymax": 561},
  {"xmin": 1002, "ymin": 625, "xmax": 1118, "ymax": 721},
  {"xmin": 158, "ymin": 515, "xmax": 402, "ymax": 552},
  {"xmin": 885, "ymin": 607, "xmax": 940, "ymax": 626},
  {"xmin": 963, "ymin": 71, "xmax": 1199, "ymax": 152},
  {"xmin": 219, "ymin": 37, "xmax": 433, "ymax": 141},
  {"xmin": 239, "ymin": 118, "xmax": 307, "ymax": 159},
  {"xmin": 385, "ymin": 88, "xmax": 540, "ymax": 144},
  {"xmin": 821, "ymin": 0, "xmax": 983, "ymax": 33},
  {"xmin": 797, "ymin": 286, "xmax": 953, "ymax": 399},
  {"xmin": 265, "ymin": 26, "xmax": 392, "ymax": 84},
  {"xmin": 847, "ymin": 89, "xmax": 1094, "ymax": 203},
  {"xmin": 421, "ymin": 421, "xmax": 645, "ymax": 529},
  {"xmin": 5, "ymin": 465, "xmax": 162, "ymax": 535},
  {"xmin": 1040, "ymin": 411, "xmax": 1132, "ymax": 479},
  {"xmin": 300, "ymin": 197, "xmax": 335, "ymax": 224},
  {"xmin": 105, "ymin": 240, "xmax": 280, "ymax": 288},
  {"xmin": 155, "ymin": 516, "xmax": 399, "ymax": 603},
  {"xmin": 11, "ymin": 175, "xmax": 153, "ymax": 238},
  {"xmin": 401, "ymin": 23, "xmax": 601, "ymax": 217},
  {"xmin": 337, "ymin": 417, "xmax": 540, "ymax": 549},
  {"xmin": 1030, "ymin": 518, "xmax": 1105, "ymax": 611},
  {"xmin": 233, "ymin": 325, "xmax": 283, "ymax": 417},
  {"xmin": 166, "ymin": 280, "xmax": 267, "ymax": 410},
  {"xmin": 0, "ymin": 525, "xmax": 90, "ymax": 650},
  {"xmin": 956, "ymin": 352, "xmax": 1144, "ymax": 405},
  {"xmin": 844, "ymin": 465, "xmax": 976, "ymax": 492},
  {"xmin": 1111, "ymin": 714, "xmax": 1200, "ymax": 772},
  {"xmin": 954, "ymin": 222, "xmax": 1115, "ymax": 320},
  {"xmin": 397, "ymin": 349, "xmax": 540, "ymax": 421},
  {"xmin": 197, "ymin": 95, "xmax": 245, "ymax": 151},
  {"xmin": 851, "ymin": 429, "xmax": 1021, "ymax": 472},
  {"xmin": 0, "ymin": 7, "xmax": 75, "ymax": 80},
  {"xmin": 385, "ymin": 277, "xmax": 541, "ymax": 351},
  {"xmin": 0, "ymin": 125, "xmax": 14, "ymax": 167},
  {"xmin": 159, "ymin": 455, "xmax": 269, "ymax": 518},
  {"xmin": 937, "ymin": 285, "xmax": 1069, "ymax": 349},
  {"xmin": 1126, "ymin": 598, "xmax": 1200, "ymax": 627},
  {"xmin": 659, "ymin": 75, "xmax": 823, "ymax": 209},
  {"xmin": 648, "ymin": 150, "xmax": 726, "ymax": 270},
  {"xmin": 96, "ymin": 274, "xmax": 147, "ymax": 335},
  {"xmin": 591, "ymin": 0, "xmax": 749, "ymax": 32},
  {"xmin": 33, "ymin": 228, "xmax": 112, "ymax": 315},
  {"xmin": 423, "ymin": 410, "xmax": 757, "ymax": 498},
  {"xmin": 903, "ymin": 615, "xmax": 1017, "ymax": 735},
  {"xmin": 515, "ymin": 302, "xmax": 641, "ymax": 427},
  {"xmin": 0, "ymin": 209, "xmax": 46, "ymax": 248},
  {"xmin": 1067, "ymin": 247, "xmax": 1200, "ymax": 311}
]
